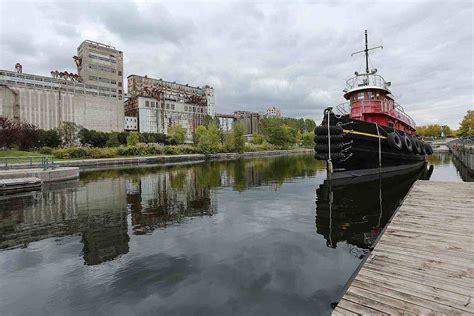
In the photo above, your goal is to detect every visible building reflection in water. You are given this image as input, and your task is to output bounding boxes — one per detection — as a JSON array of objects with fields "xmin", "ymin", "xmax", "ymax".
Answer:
[
  {"xmin": 315, "ymin": 164, "xmax": 433, "ymax": 257},
  {"xmin": 0, "ymin": 155, "xmax": 321, "ymax": 266}
]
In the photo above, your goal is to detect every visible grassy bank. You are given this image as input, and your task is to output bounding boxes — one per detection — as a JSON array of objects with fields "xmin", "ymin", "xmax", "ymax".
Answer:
[{"xmin": 1, "ymin": 144, "xmax": 311, "ymax": 161}]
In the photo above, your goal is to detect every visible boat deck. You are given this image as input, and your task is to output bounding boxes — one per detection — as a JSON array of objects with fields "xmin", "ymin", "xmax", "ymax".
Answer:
[{"xmin": 332, "ymin": 180, "xmax": 474, "ymax": 315}]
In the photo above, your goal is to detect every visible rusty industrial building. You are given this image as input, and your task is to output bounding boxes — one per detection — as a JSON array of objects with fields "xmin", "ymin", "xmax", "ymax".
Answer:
[{"xmin": 125, "ymin": 75, "xmax": 215, "ymax": 141}]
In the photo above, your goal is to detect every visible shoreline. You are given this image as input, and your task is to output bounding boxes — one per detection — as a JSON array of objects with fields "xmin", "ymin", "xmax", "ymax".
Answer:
[{"xmin": 56, "ymin": 149, "xmax": 313, "ymax": 169}]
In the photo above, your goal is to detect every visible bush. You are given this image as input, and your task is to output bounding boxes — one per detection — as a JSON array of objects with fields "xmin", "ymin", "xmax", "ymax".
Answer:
[
  {"xmin": 39, "ymin": 146, "xmax": 54, "ymax": 155},
  {"xmin": 139, "ymin": 132, "xmax": 170, "ymax": 144},
  {"xmin": 0, "ymin": 117, "xmax": 39, "ymax": 150},
  {"xmin": 251, "ymin": 134, "xmax": 265, "ymax": 145},
  {"xmin": 127, "ymin": 132, "xmax": 140, "ymax": 146},
  {"xmin": 78, "ymin": 128, "xmax": 108, "ymax": 147},
  {"xmin": 117, "ymin": 132, "xmax": 129, "ymax": 145},
  {"xmin": 168, "ymin": 125, "xmax": 187, "ymax": 144},
  {"xmin": 53, "ymin": 147, "xmax": 117, "ymax": 159},
  {"xmin": 244, "ymin": 143, "xmax": 276, "ymax": 152},
  {"xmin": 195, "ymin": 125, "xmax": 221, "ymax": 154},
  {"xmin": 233, "ymin": 124, "xmax": 245, "ymax": 153},
  {"xmin": 106, "ymin": 132, "xmax": 120, "ymax": 147},
  {"xmin": 38, "ymin": 129, "xmax": 61, "ymax": 148}
]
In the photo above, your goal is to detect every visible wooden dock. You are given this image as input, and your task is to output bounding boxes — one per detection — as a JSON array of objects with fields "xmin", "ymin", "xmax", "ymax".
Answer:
[{"xmin": 333, "ymin": 180, "xmax": 474, "ymax": 315}]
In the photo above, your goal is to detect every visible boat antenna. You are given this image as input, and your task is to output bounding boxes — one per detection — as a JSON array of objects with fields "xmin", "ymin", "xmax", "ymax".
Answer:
[{"xmin": 351, "ymin": 30, "xmax": 383, "ymax": 74}]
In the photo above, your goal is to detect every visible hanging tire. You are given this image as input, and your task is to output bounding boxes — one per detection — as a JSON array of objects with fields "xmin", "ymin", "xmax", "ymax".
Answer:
[
  {"xmin": 402, "ymin": 135, "xmax": 413, "ymax": 152},
  {"xmin": 314, "ymin": 143, "xmax": 345, "ymax": 153},
  {"xmin": 413, "ymin": 138, "xmax": 422, "ymax": 154},
  {"xmin": 314, "ymin": 125, "xmax": 343, "ymax": 135},
  {"xmin": 314, "ymin": 152, "xmax": 346, "ymax": 160},
  {"xmin": 387, "ymin": 133, "xmax": 402, "ymax": 150},
  {"xmin": 314, "ymin": 134, "xmax": 344, "ymax": 144},
  {"xmin": 424, "ymin": 143, "xmax": 433, "ymax": 155},
  {"xmin": 420, "ymin": 141, "xmax": 426, "ymax": 155}
]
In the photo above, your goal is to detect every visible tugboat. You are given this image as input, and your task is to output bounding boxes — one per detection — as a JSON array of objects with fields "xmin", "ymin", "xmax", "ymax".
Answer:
[{"xmin": 314, "ymin": 30, "xmax": 433, "ymax": 183}]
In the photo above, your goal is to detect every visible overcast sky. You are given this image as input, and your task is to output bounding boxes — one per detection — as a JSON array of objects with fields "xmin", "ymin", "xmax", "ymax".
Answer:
[{"xmin": 0, "ymin": 0, "xmax": 472, "ymax": 128}]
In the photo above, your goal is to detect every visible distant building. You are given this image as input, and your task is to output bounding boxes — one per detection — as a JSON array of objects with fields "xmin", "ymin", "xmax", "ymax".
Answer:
[
  {"xmin": 76, "ymin": 40, "xmax": 124, "ymax": 101},
  {"xmin": 234, "ymin": 111, "xmax": 260, "ymax": 136},
  {"xmin": 264, "ymin": 106, "xmax": 282, "ymax": 118},
  {"xmin": 0, "ymin": 40, "xmax": 124, "ymax": 132},
  {"xmin": 125, "ymin": 75, "xmax": 215, "ymax": 141},
  {"xmin": 216, "ymin": 113, "xmax": 236, "ymax": 132}
]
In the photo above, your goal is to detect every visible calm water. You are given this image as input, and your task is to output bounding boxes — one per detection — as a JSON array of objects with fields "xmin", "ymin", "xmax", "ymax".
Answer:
[{"xmin": 0, "ymin": 152, "xmax": 463, "ymax": 315}]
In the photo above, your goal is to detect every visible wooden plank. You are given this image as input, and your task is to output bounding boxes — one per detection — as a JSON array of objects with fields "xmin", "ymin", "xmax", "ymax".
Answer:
[
  {"xmin": 332, "ymin": 181, "xmax": 474, "ymax": 316},
  {"xmin": 349, "ymin": 279, "xmax": 466, "ymax": 315},
  {"xmin": 347, "ymin": 285, "xmax": 435, "ymax": 314},
  {"xmin": 336, "ymin": 298, "xmax": 388, "ymax": 315}
]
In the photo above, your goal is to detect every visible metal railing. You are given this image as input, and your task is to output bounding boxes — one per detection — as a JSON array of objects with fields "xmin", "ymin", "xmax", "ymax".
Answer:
[
  {"xmin": 345, "ymin": 74, "xmax": 391, "ymax": 91},
  {"xmin": 334, "ymin": 100, "xmax": 415, "ymax": 128},
  {"xmin": 0, "ymin": 156, "xmax": 55, "ymax": 170}
]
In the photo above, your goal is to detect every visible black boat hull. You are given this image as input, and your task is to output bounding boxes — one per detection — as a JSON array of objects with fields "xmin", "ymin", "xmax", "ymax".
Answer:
[{"xmin": 314, "ymin": 111, "xmax": 430, "ymax": 179}]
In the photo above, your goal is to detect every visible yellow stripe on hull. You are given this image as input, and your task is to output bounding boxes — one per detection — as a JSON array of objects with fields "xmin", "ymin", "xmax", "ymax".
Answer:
[{"xmin": 342, "ymin": 129, "xmax": 387, "ymax": 139}]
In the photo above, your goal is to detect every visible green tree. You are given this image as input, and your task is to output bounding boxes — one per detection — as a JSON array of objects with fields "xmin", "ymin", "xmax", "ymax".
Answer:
[
  {"xmin": 301, "ymin": 131, "xmax": 314, "ymax": 147},
  {"xmin": 57, "ymin": 121, "xmax": 81, "ymax": 147},
  {"xmin": 233, "ymin": 123, "xmax": 245, "ymax": 153},
  {"xmin": 127, "ymin": 131, "xmax": 140, "ymax": 146},
  {"xmin": 251, "ymin": 134, "xmax": 265, "ymax": 145},
  {"xmin": 38, "ymin": 129, "xmax": 61, "ymax": 148},
  {"xmin": 457, "ymin": 110, "xmax": 474, "ymax": 137},
  {"xmin": 265, "ymin": 124, "xmax": 291, "ymax": 148},
  {"xmin": 195, "ymin": 125, "xmax": 221, "ymax": 154},
  {"xmin": 168, "ymin": 125, "xmax": 187, "ymax": 144}
]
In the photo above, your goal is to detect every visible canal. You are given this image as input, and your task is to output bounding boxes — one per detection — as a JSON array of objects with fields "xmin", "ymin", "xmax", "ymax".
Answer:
[{"xmin": 0, "ymin": 152, "xmax": 464, "ymax": 315}]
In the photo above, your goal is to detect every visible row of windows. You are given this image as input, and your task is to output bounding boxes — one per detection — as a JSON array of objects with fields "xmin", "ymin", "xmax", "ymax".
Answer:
[
  {"xmin": 89, "ymin": 53, "xmax": 117, "ymax": 64},
  {"xmin": 352, "ymin": 91, "xmax": 380, "ymax": 101},
  {"xmin": 143, "ymin": 100, "xmax": 205, "ymax": 113},
  {"xmin": 0, "ymin": 78, "xmax": 119, "ymax": 98},
  {"xmin": 88, "ymin": 63, "xmax": 116, "ymax": 74},
  {"xmin": 89, "ymin": 75, "xmax": 117, "ymax": 85}
]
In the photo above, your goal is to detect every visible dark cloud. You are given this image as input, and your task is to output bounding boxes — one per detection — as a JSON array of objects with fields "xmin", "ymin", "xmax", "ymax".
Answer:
[{"xmin": 0, "ymin": 0, "xmax": 471, "ymax": 127}]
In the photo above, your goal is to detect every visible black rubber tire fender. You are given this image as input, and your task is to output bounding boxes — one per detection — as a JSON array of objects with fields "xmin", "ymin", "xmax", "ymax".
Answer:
[
  {"xmin": 387, "ymin": 132, "xmax": 402, "ymax": 151},
  {"xmin": 314, "ymin": 125, "xmax": 343, "ymax": 135},
  {"xmin": 314, "ymin": 143, "xmax": 345, "ymax": 153},
  {"xmin": 413, "ymin": 138, "xmax": 422, "ymax": 154},
  {"xmin": 314, "ymin": 152, "xmax": 346, "ymax": 160},
  {"xmin": 313, "ymin": 134, "xmax": 344, "ymax": 144},
  {"xmin": 420, "ymin": 142, "xmax": 426, "ymax": 155},
  {"xmin": 402, "ymin": 135, "xmax": 413, "ymax": 152},
  {"xmin": 424, "ymin": 143, "xmax": 433, "ymax": 155}
]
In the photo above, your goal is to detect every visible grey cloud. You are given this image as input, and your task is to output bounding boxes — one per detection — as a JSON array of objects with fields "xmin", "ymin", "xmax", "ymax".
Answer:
[{"xmin": 0, "ymin": 0, "xmax": 471, "ymax": 127}]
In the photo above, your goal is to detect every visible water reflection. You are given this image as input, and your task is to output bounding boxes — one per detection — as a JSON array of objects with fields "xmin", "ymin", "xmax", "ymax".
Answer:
[
  {"xmin": 0, "ymin": 155, "xmax": 322, "ymax": 266},
  {"xmin": 315, "ymin": 164, "xmax": 433, "ymax": 254}
]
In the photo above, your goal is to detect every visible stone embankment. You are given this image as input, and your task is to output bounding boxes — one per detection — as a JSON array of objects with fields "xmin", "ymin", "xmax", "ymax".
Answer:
[{"xmin": 0, "ymin": 167, "xmax": 79, "ymax": 183}]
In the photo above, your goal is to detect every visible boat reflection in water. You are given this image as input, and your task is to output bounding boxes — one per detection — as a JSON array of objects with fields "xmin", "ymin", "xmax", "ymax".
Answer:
[{"xmin": 315, "ymin": 164, "xmax": 433, "ymax": 257}]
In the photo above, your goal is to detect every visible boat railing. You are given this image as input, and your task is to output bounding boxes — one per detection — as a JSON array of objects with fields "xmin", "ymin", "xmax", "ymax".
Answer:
[
  {"xmin": 345, "ymin": 74, "xmax": 391, "ymax": 91},
  {"xmin": 334, "ymin": 100, "xmax": 416, "ymax": 128},
  {"xmin": 335, "ymin": 102, "xmax": 351, "ymax": 115}
]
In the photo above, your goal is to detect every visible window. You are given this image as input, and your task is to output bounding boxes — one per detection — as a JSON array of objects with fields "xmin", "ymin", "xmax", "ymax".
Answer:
[
  {"xmin": 118, "ymin": 82, "xmax": 122, "ymax": 87},
  {"xmin": 388, "ymin": 122, "xmax": 394, "ymax": 128},
  {"xmin": 166, "ymin": 104, "xmax": 170, "ymax": 109},
  {"xmin": 368, "ymin": 92, "xmax": 374, "ymax": 100},
  {"xmin": 118, "ymin": 89, "xmax": 122, "ymax": 94},
  {"xmin": 145, "ymin": 101, "xmax": 150, "ymax": 107},
  {"xmin": 184, "ymin": 106, "xmax": 188, "ymax": 111},
  {"xmin": 118, "ymin": 71, "xmax": 122, "ymax": 76},
  {"xmin": 171, "ymin": 104, "xmax": 175, "ymax": 110},
  {"xmin": 358, "ymin": 92, "xmax": 365, "ymax": 100}
]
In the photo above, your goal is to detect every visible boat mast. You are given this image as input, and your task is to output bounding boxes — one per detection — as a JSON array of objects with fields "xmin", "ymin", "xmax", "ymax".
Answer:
[{"xmin": 351, "ymin": 30, "xmax": 383, "ymax": 74}]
